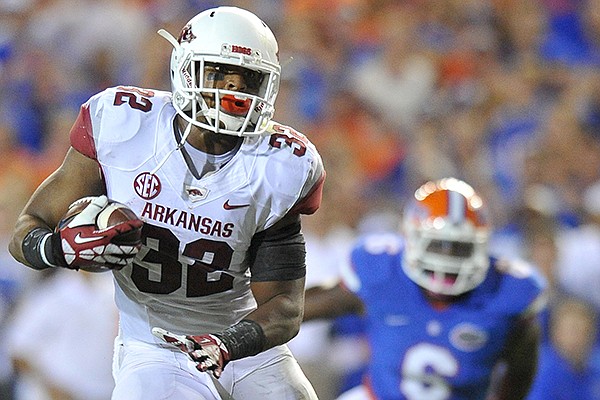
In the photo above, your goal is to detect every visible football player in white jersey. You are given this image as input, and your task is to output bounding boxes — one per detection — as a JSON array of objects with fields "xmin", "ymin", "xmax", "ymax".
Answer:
[{"xmin": 9, "ymin": 7, "xmax": 323, "ymax": 400}]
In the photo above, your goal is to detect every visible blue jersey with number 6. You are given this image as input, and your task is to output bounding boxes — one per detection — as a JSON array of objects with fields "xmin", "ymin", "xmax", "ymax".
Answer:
[{"xmin": 339, "ymin": 232, "xmax": 546, "ymax": 400}]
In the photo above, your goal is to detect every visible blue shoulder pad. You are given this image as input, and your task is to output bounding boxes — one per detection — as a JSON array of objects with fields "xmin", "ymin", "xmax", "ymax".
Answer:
[
  {"xmin": 486, "ymin": 257, "xmax": 548, "ymax": 316},
  {"xmin": 349, "ymin": 233, "xmax": 404, "ymax": 291}
]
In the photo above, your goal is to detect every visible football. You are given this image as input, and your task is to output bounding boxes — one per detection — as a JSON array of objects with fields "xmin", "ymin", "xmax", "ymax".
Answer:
[
  {"xmin": 96, "ymin": 201, "xmax": 140, "ymax": 230},
  {"xmin": 58, "ymin": 197, "xmax": 140, "ymax": 234},
  {"xmin": 56, "ymin": 197, "xmax": 96, "ymax": 229},
  {"xmin": 57, "ymin": 196, "xmax": 143, "ymax": 272}
]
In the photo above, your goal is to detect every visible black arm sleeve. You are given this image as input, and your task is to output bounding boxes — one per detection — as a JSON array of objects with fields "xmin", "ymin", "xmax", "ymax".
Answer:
[
  {"xmin": 214, "ymin": 319, "xmax": 266, "ymax": 360},
  {"xmin": 22, "ymin": 227, "xmax": 66, "ymax": 269},
  {"xmin": 247, "ymin": 215, "xmax": 306, "ymax": 282}
]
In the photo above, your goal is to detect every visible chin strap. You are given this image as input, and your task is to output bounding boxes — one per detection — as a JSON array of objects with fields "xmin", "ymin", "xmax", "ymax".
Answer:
[
  {"xmin": 150, "ymin": 119, "xmax": 193, "ymax": 175},
  {"xmin": 158, "ymin": 28, "xmax": 180, "ymax": 50},
  {"xmin": 151, "ymin": 28, "xmax": 190, "ymax": 175},
  {"xmin": 205, "ymin": 107, "xmax": 246, "ymax": 133}
]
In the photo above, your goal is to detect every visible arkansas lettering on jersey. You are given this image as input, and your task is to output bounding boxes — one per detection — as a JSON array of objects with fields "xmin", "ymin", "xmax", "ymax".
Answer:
[{"xmin": 69, "ymin": 86, "xmax": 325, "ymax": 342}]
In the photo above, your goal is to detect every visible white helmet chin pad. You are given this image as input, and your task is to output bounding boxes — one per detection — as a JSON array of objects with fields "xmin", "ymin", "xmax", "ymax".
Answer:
[
  {"xmin": 161, "ymin": 7, "xmax": 281, "ymax": 137},
  {"xmin": 203, "ymin": 107, "xmax": 245, "ymax": 132}
]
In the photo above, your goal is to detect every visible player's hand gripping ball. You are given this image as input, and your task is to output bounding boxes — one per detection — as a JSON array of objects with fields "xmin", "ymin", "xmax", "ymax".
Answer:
[
  {"xmin": 54, "ymin": 195, "xmax": 143, "ymax": 272},
  {"xmin": 152, "ymin": 328, "xmax": 231, "ymax": 379}
]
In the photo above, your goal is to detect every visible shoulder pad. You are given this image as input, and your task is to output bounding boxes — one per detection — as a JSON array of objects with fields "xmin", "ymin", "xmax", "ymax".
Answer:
[
  {"xmin": 489, "ymin": 257, "xmax": 548, "ymax": 316},
  {"xmin": 86, "ymin": 86, "xmax": 173, "ymax": 169},
  {"xmin": 249, "ymin": 121, "xmax": 325, "ymax": 221},
  {"xmin": 87, "ymin": 86, "xmax": 171, "ymax": 136},
  {"xmin": 347, "ymin": 233, "xmax": 404, "ymax": 289}
]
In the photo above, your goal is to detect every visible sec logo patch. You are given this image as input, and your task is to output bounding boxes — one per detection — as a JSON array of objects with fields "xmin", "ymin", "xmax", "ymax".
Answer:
[{"xmin": 134, "ymin": 172, "xmax": 161, "ymax": 200}]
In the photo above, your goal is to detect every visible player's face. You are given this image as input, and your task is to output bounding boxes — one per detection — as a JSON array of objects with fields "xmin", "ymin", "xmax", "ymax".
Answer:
[
  {"xmin": 426, "ymin": 239, "xmax": 474, "ymax": 258},
  {"xmin": 201, "ymin": 63, "xmax": 263, "ymax": 93},
  {"xmin": 419, "ymin": 240, "xmax": 476, "ymax": 301},
  {"xmin": 197, "ymin": 62, "xmax": 264, "ymax": 119}
]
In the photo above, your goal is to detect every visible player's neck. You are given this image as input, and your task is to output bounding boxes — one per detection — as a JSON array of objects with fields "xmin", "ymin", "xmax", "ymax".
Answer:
[
  {"xmin": 176, "ymin": 116, "xmax": 242, "ymax": 155},
  {"xmin": 422, "ymin": 289, "xmax": 464, "ymax": 310}
]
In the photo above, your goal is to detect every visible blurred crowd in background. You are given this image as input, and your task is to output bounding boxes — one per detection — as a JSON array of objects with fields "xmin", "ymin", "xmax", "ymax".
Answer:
[{"xmin": 1, "ymin": 0, "xmax": 600, "ymax": 399}]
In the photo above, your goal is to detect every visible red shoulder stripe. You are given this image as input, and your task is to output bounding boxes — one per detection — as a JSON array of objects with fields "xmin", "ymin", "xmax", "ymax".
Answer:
[
  {"xmin": 69, "ymin": 103, "xmax": 97, "ymax": 160},
  {"xmin": 290, "ymin": 171, "xmax": 326, "ymax": 215}
]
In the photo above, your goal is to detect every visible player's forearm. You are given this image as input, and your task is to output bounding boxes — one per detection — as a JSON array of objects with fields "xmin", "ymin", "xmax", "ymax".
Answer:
[
  {"xmin": 244, "ymin": 290, "xmax": 303, "ymax": 349},
  {"xmin": 491, "ymin": 368, "xmax": 537, "ymax": 400},
  {"xmin": 9, "ymin": 214, "xmax": 52, "ymax": 267},
  {"xmin": 303, "ymin": 283, "xmax": 363, "ymax": 321},
  {"xmin": 492, "ymin": 319, "xmax": 540, "ymax": 400},
  {"xmin": 493, "ymin": 351, "xmax": 538, "ymax": 400},
  {"xmin": 10, "ymin": 150, "xmax": 105, "ymax": 268}
]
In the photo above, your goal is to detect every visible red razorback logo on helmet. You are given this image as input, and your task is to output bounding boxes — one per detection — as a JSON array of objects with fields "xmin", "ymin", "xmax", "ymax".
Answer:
[{"xmin": 178, "ymin": 24, "xmax": 196, "ymax": 43}]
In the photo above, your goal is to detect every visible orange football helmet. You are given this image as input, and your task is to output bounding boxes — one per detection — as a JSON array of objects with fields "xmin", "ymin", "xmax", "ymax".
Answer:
[{"xmin": 402, "ymin": 178, "xmax": 491, "ymax": 296}]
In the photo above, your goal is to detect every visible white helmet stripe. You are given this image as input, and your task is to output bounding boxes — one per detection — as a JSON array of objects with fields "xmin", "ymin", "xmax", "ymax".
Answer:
[{"xmin": 448, "ymin": 189, "xmax": 466, "ymax": 224}]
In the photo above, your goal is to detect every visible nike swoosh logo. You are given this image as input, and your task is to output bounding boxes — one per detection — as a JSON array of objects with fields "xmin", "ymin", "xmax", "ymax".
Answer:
[
  {"xmin": 223, "ymin": 200, "xmax": 250, "ymax": 210},
  {"xmin": 384, "ymin": 315, "xmax": 409, "ymax": 326},
  {"xmin": 73, "ymin": 233, "xmax": 106, "ymax": 244}
]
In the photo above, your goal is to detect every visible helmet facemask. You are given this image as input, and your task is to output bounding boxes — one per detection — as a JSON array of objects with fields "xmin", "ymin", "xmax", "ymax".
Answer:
[
  {"xmin": 403, "ymin": 220, "xmax": 489, "ymax": 296},
  {"xmin": 173, "ymin": 55, "xmax": 280, "ymax": 136}
]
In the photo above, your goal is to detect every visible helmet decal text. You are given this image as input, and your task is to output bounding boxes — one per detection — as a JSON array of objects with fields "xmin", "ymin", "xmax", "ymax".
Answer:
[{"xmin": 231, "ymin": 45, "xmax": 252, "ymax": 56}]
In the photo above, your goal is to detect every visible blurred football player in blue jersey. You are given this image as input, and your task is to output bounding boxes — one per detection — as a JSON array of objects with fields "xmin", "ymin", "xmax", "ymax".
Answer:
[
  {"xmin": 304, "ymin": 177, "xmax": 547, "ymax": 400},
  {"xmin": 527, "ymin": 297, "xmax": 600, "ymax": 400}
]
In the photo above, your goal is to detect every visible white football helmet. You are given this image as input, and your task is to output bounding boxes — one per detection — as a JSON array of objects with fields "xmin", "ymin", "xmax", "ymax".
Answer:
[
  {"xmin": 402, "ymin": 178, "xmax": 491, "ymax": 296},
  {"xmin": 159, "ymin": 6, "xmax": 281, "ymax": 136}
]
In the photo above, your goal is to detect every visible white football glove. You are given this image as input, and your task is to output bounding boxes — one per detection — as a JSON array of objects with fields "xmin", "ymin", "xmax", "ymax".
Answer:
[
  {"xmin": 152, "ymin": 327, "xmax": 231, "ymax": 378},
  {"xmin": 54, "ymin": 195, "xmax": 143, "ymax": 270}
]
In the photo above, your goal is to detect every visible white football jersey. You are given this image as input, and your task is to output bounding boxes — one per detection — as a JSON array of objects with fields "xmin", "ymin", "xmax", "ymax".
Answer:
[{"xmin": 70, "ymin": 86, "xmax": 325, "ymax": 344}]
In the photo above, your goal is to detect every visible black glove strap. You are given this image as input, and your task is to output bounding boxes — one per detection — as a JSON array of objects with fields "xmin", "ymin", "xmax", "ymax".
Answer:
[
  {"xmin": 215, "ymin": 319, "xmax": 266, "ymax": 361},
  {"xmin": 22, "ymin": 227, "xmax": 66, "ymax": 269}
]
